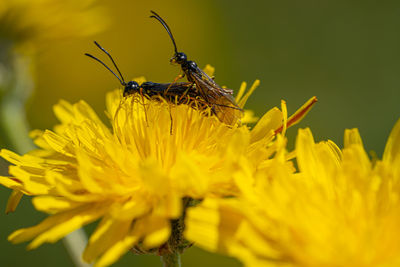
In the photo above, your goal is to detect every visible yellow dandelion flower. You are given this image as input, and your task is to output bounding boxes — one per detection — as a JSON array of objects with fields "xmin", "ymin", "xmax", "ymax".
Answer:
[
  {"xmin": 0, "ymin": 76, "xmax": 316, "ymax": 266},
  {"xmin": 186, "ymin": 118, "xmax": 400, "ymax": 267},
  {"xmin": 0, "ymin": 0, "xmax": 107, "ymax": 48}
]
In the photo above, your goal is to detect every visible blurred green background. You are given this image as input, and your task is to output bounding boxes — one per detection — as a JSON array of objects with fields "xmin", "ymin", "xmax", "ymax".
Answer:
[{"xmin": 1, "ymin": 0, "xmax": 400, "ymax": 266}]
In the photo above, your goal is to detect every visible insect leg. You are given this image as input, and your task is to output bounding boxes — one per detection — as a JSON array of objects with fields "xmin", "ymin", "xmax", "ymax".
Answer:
[
  {"xmin": 164, "ymin": 73, "xmax": 185, "ymax": 96},
  {"xmin": 168, "ymin": 103, "xmax": 173, "ymax": 135},
  {"xmin": 178, "ymin": 83, "xmax": 195, "ymax": 102},
  {"xmin": 140, "ymin": 88, "xmax": 149, "ymax": 127}
]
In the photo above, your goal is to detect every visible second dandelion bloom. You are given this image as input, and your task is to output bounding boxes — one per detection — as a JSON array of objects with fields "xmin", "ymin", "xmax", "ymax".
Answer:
[
  {"xmin": 186, "ymin": 117, "xmax": 400, "ymax": 267},
  {"xmin": 0, "ymin": 75, "xmax": 316, "ymax": 266}
]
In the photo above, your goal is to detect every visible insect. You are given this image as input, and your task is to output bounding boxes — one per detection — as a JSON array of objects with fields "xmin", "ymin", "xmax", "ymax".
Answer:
[
  {"xmin": 85, "ymin": 41, "xmax": 217, "ymax": 134},
  {"xmin": 150, "ymin": 10, "xmax": 243, "ymax": 125},
  {"xmin": 85, "ymin": 41, "xmax": 201, "ymax": 105}
]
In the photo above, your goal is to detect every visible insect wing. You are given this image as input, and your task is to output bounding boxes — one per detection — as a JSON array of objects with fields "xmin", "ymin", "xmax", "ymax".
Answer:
[
  {"xmin": 190, "ymin": 69, "xmax": 238, "ymax": 107},
  {"xmin": 190, "ymin": 70, "xmax": 243, "ymax": 125},
  {"xmin": 193, "ymin": 67, "xmax": 234, "ymax": 95}
]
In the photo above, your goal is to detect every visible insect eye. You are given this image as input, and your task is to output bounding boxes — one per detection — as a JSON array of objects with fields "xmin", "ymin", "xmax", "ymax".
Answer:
[
  {"xmin": 129, "ymin": 81, "xmax": 139, "ymax": 89},
  {"xmin": 176, "ymin": 52, "xmax": 187, "ymax": 63}
]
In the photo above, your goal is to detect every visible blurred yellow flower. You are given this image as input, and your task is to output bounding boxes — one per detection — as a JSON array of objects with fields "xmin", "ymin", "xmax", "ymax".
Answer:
[
  {"xmin": 0, "ymin": 76, "xmax": 316, "ymax": 266},
  {"xmin": 0, "ymin": 0, "xmax": 107, "ymax": 48},
  {"xmin": 0, "ymin": 0, "xmax": 108, "ymax": 215},
  {"xmin": 186, "ymin": 118, "xmax": 400, "ymax": 267}
]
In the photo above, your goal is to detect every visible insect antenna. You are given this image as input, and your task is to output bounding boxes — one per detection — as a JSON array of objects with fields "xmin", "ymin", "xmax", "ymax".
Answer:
[
  {"xmin": 150, "ymin": 10, "xmax": 178, "ymax": 54},
  {"xmin": 84, "ymin": 53, "xmax": 125, "ymax": 85},
  {"xmin": 93, "ymin": 41, "xmax": 126, "ymax": 84}
]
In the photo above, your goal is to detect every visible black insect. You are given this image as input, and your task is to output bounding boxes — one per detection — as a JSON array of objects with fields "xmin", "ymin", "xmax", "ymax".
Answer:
[
  {"xmin": 85, "ymin": 41, "xmax": 220, "ymax": 134},
  {"xmin": 150, "ymin": 11, "xmax": 243, "ymax": 125},
  {"xmin": 85, "ymin": 41, "xmax": 201, "ymax": 105}
]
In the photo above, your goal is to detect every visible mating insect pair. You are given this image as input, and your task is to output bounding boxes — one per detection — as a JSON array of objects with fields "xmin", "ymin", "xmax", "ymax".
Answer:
[{"xmin": 85, "ymin": 11, "xmax": 243, "ymax": 125}]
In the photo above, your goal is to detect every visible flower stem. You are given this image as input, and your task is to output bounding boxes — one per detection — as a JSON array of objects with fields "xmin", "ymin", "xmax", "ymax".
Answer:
[
  {"xmin": 63, "ymin": 230, "xmax": 92, "ymax": 267},
  {"xmin": 161, "ymin": 252, "xmax": 181, "ymax": 267}
]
